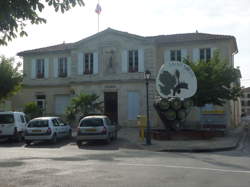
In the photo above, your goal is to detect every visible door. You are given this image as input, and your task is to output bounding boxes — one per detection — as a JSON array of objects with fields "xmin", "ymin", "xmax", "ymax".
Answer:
[
  {"xmin": 104, "ymin": 92, "xmax": 118, "ymax": 124},
  {"xmin": 54, "ymin": 95, "xmax": 70, "ymax": 115}
]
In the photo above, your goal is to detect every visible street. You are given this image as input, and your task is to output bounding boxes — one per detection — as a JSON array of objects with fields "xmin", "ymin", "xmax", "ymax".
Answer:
[{"xmin": 0, "ymin": 130, "xmax": 250, "ymax": 187}]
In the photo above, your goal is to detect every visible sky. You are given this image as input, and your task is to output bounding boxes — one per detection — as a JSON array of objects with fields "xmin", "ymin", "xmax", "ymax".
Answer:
[{"xmin": 0, "ymin": 0, "xmax": 250, "ymax": 86}]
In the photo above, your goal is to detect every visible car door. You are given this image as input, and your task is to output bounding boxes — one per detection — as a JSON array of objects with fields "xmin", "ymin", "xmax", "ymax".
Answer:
[
  {"xmin": 57, "ymin": 118, "xmax": 67, "ymax": 137},
  {"xmin": 51, "ymin": 119, "xmax": 61, "ymax": 137}
]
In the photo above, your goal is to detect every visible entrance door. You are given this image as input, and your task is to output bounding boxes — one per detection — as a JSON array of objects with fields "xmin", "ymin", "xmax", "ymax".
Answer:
[{"xmin": 104, "ymin": 92, "xmax": 118, "ymax": 124}]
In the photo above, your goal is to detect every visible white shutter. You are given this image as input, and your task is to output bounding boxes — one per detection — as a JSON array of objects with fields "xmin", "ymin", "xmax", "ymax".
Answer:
[
  {"xmin": 138, "ymin": 49, "xmax": 144, "ymax": 72},
  {"xmin": 164, "ymin": 50, "xmax": 171, "ymax": 64},
  {"xmin": 122, "ymin": 50, "xmax": 128, "ymax": 73},
  {"xmin": 181, "ymin": 49, "xmax": 187, "ymax": 61},
  {"xmin": 211, "ymin": 47, "xmax": 217, "ymax": 58},
  {"xmin": 44, "ymin": 58, "xmax": 49, "ymax": 78},
  {"xmin": 193, "ymin": 48, "xmax": 200, "ymax": 63},
  {"xmin": 67, "ymin": 57, "xmax": 71, "ymax": 76},
  {"xmin": 31, "ymin": 59, "xmax": 36, "ymax": 79},
  {"xmin": 53, "ymin": 57, "xmax": 58, "ymax": 78},
  {"xmin": 78, "ymin": 52, "xmax": 84, "ymax": 75},
  {"xmin": 93, "ymin": 52, "xmax": 98, "ymax": 74}
]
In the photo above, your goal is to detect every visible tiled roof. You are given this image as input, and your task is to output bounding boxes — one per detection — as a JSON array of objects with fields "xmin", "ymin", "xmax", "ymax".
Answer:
[
  {"xmin": 17, "ymin": 28, "xmax": 237, "ymax": 56},
  {"xmin": 151, "ymin": 32, "xmax": 235, "ymax": 44},
  {"xmin": 17, "ymin": 43, "xmax": 74, "ymax": 56}
]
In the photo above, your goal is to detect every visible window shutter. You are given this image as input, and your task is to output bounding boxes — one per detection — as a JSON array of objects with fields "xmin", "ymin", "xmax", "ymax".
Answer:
[
  {"xmin": 44, "ymin": 58, "xmax": 49, "ymax": 78},
  {"xmin": 211, "ymin": 47, "xmax": 217, "ymax": 58},
  {"xmin": 93, "ymin": 52, "xmax": 98, "ymax": 74},
  {"xmin": 31, "ymin": 59, "xmax": 36, "ymax": 79},
  {"xmin": 164, "ymin": 50, "xmax": 171, "ymax": 64},
  {"xmin": 192, "ymin": 48, "xmax": 200, "ymax": 63},
  {"xmin": 53, "ymin": 57, "xmax": 58, "ymax": 78},
  {"xmin": 181, "ymin": 49, "xmax": 187, "ymax": 61},
  {"xmin": 121, "ymin": 50, "xmax": 128, "ymax": 72},
  {"xmin": 78, "ymin": 52, "xmax": 84, "ymax": 75},
  {"xmin": 138, "ymin": 49, "xmax": 145, "ymax": 72},
  {"xmin": 67, "ymin": 57, "xmax": 71, "ymax": 76}
]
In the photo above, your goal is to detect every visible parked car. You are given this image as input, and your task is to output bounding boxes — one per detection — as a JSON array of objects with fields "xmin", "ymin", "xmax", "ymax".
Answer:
[
  {"xmin": 24, "ymin": 117, "xmax": 71, "ymax": 145},
  {"xmin": 0, "ymin": 111, "xmax": 28, "ymax": 141},
  {"xmin": 76, "ymin": 115, "xmax": 117, "ymax": 146}
]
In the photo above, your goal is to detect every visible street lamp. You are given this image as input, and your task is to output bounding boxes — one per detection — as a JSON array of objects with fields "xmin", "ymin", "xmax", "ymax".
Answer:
[{"xmin": 144, "ymin": 70, "xmax": 151, "ymax": 145}]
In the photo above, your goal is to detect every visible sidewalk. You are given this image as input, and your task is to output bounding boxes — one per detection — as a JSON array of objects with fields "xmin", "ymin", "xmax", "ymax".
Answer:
[{"xmin": 118, "ymin": 125, "xmax": 246, "ymax": 152}]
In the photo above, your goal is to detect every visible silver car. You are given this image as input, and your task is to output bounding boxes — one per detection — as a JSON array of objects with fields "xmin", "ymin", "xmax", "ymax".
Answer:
[
  {"xmin": 24, "ymin": 117, "xmax": 72, "ymax": 145},
  {"xmin": 76, "ymin": 115, "xmax": 117, "ymax": 146}
]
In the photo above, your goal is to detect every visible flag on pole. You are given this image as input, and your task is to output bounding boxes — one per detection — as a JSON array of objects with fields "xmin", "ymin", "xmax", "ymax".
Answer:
[{"xmin": 95, "ymin": 3, "xmax": 102, "ymax": 14}]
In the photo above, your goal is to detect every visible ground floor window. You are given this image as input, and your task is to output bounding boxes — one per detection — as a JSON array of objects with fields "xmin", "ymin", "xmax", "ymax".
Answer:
[{"xmin": 36, "ymin": 95, "xmax": 46, "ymax": 112}]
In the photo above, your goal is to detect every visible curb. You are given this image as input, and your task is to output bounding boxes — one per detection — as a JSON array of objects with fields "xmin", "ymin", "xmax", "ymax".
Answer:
[{"xmin": 157, "ymin": 129, "xmax": 246, "ymax": 153}]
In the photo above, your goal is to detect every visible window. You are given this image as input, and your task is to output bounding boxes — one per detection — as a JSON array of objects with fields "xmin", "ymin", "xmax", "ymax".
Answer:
[
  {"xmin": 36, "ymin": 59, "xmax": 45, "ymax": 78},
  {"xmin": 128, "ymin": 50, "xmax": 138, "ymax": 72},
  {"xmin": 80, "ymin": 118, "xmax": 104, "ymax": 127},
  {"xmin": 241, "ymin": 101, "xmax": 245, "ymax": 106},
  {"xmin": 84, "ymin": 53, "xmax": 93, "ymax": 74},
  {"xmin": 28, "ymin": 120, "xmax": 48, "ymax": 128},
  {"xmin": 248, "ymin": 100, "xmax": 250, "ymax": 106},
  {"xmin": 36, "ymin": 95, "xmax": 46, "ymax": 111},
  {"xmin": 170, "ymin": 50, "xmax": 181, "ymax": 61},
  {"xmin": 247, "ymin": 94, "xmax": 250, "ymax": 98},
  {"xmin": 0, "ymin": 114, "xmax": 14, "ymax": 124},
  {"xmin": 52, "ymin": 119, "xmax": 59, "ymax": 126},
  {"xmin": 200, "ymin": 48, "xmax": 211, "ymax": 62},
  {"xmin": 58, "ymin": 57, "xmax": 67, "ymax": 77},
  {"xmin": 20, "ymin": 115, "xmax": 25, "ymax": 123}
]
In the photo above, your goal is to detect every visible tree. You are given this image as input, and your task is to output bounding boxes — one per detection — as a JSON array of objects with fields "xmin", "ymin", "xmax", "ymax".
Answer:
[
  {"xmin": 65, "ymin": 93, "xmax": 103, "ymax": 123},
  {"xmin": 23, "ymin": 102, "xmax": 43, "ymax": 120},
  {"xmin": 0, "ymin": 0, "xmax": 84, "ymax": 45},
  {"xmin": 0, "ymin": 56, "xmax": 23, "ymax": 102},
  {"xmin": 184, "ymin": 51, "xmax": 242, "ymax": 107}
]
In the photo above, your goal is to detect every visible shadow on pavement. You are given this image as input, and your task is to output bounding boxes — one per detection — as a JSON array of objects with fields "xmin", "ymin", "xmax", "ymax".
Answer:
[
  {"xmin": 24, "ymin": 138, "xmax": 74, "ymax": 149},
  {"xmin": 0, "ymin": 138, "xmax": 25, "ymax": 147}
]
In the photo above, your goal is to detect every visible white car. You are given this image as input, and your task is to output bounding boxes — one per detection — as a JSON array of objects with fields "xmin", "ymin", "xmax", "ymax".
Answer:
[
  {"xmin": 0, "ymin": 111, "xmax": 28, "ymax": 141},
  {"xmin": 76, "ymin": 115, "xmax": 117, "ymax": 146},
  {"xmin": 24, "ymin": 117, "xmax": 71, "ymax": 145}
]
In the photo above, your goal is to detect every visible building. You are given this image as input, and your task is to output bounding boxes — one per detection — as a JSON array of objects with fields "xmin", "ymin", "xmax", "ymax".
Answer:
[
  {"xmin": 12, "ymin": 28, "xmax": 239, "ymax": 127},
  {"xmin": 241, "ymin": 87, "xmax": 250, "ymax": 115}
]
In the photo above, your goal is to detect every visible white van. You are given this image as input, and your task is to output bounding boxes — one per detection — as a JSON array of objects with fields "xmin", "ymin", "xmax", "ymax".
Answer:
[{"xmin": 0, "ymin": 111, "xmax": 28, "ymax": 141}]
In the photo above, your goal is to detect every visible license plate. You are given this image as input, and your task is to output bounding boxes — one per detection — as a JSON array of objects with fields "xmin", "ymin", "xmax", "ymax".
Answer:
[
  {"xmin": 85, "ymin": 128, "xmax": 96, "ymax": 132},
  {"xmin": 32, "ymin": 130, "xmax": 41, "ymax": 133}
]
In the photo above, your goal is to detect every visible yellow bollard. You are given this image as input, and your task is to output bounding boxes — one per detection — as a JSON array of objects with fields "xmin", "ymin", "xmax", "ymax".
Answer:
[{"xmin": 137, "ymin": 115, "xmax": 147, "ymax": 140}]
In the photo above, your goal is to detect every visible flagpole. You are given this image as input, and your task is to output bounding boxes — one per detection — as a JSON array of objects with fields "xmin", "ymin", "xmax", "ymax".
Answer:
[{"xmin": 98, "ymin": 0, "xmax": 100, "ymax": 32}]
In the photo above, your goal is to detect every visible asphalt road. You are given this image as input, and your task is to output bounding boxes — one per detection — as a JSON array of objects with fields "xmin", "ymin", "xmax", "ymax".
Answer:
[{"xmin": 0, "ymin": 131, "xmax": 250, "ymax": 187}]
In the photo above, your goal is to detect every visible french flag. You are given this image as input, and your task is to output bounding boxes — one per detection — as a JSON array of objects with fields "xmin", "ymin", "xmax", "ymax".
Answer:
[{"xmin": 95, "ymin": 3, "xmax": 102, "ymax": 14}]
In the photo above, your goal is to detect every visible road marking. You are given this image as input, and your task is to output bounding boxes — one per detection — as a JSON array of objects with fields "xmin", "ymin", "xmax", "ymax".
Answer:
[{"xmin": 118, "ymin": 163, "xmax": 250, "ymax": 174}]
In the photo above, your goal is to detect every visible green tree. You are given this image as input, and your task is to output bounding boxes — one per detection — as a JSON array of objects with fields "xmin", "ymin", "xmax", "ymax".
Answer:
[
  {"xmin": 0, "ymin": 0, "xmax": 84, "ymax": 45},
  {"xmin": 23, "ymin": 102, "xmax": 43, "ymax": 119},
  {"xmin": 184, "ymin": 51, "xmax": 242, "ymax": 107},
  {"xmin": 65, "ymin": 93, "xmax": 103, "ymax": 123},
  {"xmin": 0, "ymin": 56, "xmax": 23, "ymax": 102}
]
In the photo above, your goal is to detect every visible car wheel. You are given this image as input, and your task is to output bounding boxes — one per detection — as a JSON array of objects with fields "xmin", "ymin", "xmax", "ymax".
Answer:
[
  {"xmin": 51, "ymin": 134, "xmax": 57, "ymax": 144},
  {"xmin": 25, "ymin": 140, "xmax": 32, "ymax": 146},
  {"xmin": 77, "ymin": 140, "xmax": 82, "ymax": 147}
]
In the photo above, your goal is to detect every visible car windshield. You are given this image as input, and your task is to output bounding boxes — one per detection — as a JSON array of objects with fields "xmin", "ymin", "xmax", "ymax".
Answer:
[
  {"xmin": 28, "ymin": 120, "xmax": 49, "ymax": 128},
  {"xmin": 80, "ymin": 118, "xmax": 103, "ymax": 127},
  {"xmin": 0, "ymin": 114, "xmax": 14, "ymax": 124}
]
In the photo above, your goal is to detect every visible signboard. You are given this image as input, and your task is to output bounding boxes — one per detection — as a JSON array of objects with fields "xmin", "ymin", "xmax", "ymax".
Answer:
[
  {"xmin": 200, "ymin": 104, "xmax": 227, "ymax": 130},
  {"xmin": 156, "ymin": 61, "xmax": 197, "ymax": 99}
]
